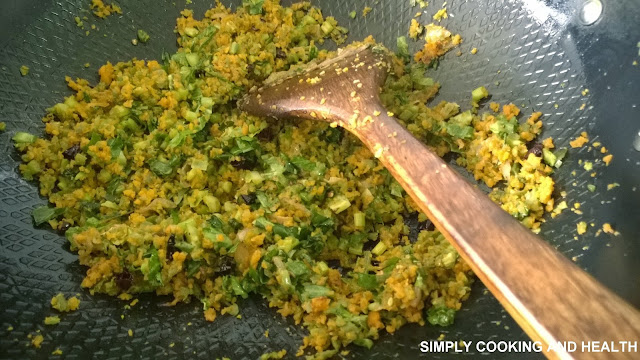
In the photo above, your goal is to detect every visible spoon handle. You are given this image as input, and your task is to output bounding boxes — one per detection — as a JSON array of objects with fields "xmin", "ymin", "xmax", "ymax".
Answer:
[{"xmin": 354, "ymin": 104, "xmax": 640, "ymax": 359}]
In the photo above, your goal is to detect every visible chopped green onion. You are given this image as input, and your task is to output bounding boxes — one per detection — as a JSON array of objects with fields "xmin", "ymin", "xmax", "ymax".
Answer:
[
  {"xmin": 12, "ymin": 132, "xmax": 36, "ymax": 144},
  {"xmin": 185, "ymin": 53, "xmax": 200, "ymax": 66},
  {"xmin": 302, "ymin": 284, "xmax": 333, "ymax": 300},
  {"xmin": 202, "ymin": 195, "xmax": 221, "ymax": 212},
  {"xmin": 354, "ymin": 212, "xmax": 365, "ymax": 229},
  {"xmin": 542, "ymin": 148, "xmax": 557, "ymax": 167},
  {"xmin": 184, "ymin": 27, "xmax": 199, "ymax": 37},
  {"xmin": 553, "ymin": 148, "xmax": 568, "ymax": 168},
  {"xmin": 371, "ymin": 241, "xmax": 387, "ymax": 256},
  {"xmin": 191, "ymin": 158, "xmax": 208, "ymax": 171},
  {"xmin": 230, "ymin": 42, "xmax": 240, "ymax": 54},
  {"xmin": 321, "ymin": 21, "xmax": 334, "ymax": 35},
  {"xmin": 472, "ymin": 86, "xmax": 489, "ymax": 102},
  {"xmin": 328, "ymin": 195, "xmax": 351, "ymax": 214}
]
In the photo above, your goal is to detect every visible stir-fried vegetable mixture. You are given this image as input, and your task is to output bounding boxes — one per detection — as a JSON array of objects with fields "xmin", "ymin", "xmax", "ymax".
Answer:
[{"xmin": 14, "ymin": 0, "xmax": 561, "ymax": 357}]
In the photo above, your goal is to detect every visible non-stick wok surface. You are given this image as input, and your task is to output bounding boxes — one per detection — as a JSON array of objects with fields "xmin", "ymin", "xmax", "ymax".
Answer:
[{"xmin": 0, "ymin": 0, "xmax": 639, "ymax": 358}]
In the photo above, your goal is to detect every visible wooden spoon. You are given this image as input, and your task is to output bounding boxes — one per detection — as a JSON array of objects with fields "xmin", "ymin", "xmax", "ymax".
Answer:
[{"xmin": 239, "ymin": 44, "xmax": 640, "ymax": 359}]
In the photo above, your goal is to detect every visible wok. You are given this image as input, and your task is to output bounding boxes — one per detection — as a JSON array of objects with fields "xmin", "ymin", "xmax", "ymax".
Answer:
[{"xmin": 0, "ymin": 0, "xmax": 639, "ymax": 358}]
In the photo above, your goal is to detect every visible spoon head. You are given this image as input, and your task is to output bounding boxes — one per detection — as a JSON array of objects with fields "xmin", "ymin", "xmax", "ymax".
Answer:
[{"xmin": 239, "ymin": 44, "xmax": 392, "ymax": 125}]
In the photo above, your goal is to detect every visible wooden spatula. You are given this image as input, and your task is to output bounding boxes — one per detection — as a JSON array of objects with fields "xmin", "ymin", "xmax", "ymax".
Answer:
[{"xmin": 240, "ymin": 44, "xmax": 640, "ymax": 359}]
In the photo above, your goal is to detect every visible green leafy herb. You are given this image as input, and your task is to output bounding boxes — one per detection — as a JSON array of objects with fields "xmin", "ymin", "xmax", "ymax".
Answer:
[
  {"xmin": 389, "ymin": 182, "xmax": 404, "ymax": 197},
  {"xmin": 230, "ymin": 136, "xmax": 259, "ymax": 155},
  {"xmin": 427, "ymin": 305, "xmax": 456, "ymax": 326},
  {"xmin": 382, "ymin": 257, "xmax": 399, "ymax": 274},
  {"xmin": 357, "ymin": 273, "xmax": 378, "ymax": 290},
  {"xmin": 143, "ymin": 247, "xmax": 163, "ymax": 286},
  {"xmin": 409, "ymin": 66, "xmax": 434, "ymax": 88},
  {"xmin": 203, "ymin": 227, "xmax": 234, "ymax": 251},
  {"xmin": 291, "ymin": 156, "xmax": 316, "ymax": 172},
  {"xmin": 311, "ymin": 211, "xmax": 334, "ymax": 230},
  {"xmin": 286, "ymin": 260, "xmax": 309, "ymax": 278},
  {"xmin": 490, "ymin": 115, "xmax": 518, "ymax": 140},
  {"xmin": 346, "ymin": 232, "xmax": 367, "ymax": 255},
  {"xmin": 88, "ymin": 132, "xmax": 102, "ymax": 147},
  {"xmin": 255, "ymin": 191, "xmax": 275, "ymax": 209},
  {"xmin": 137, "ymin": 29, "xmax": 150, "ymax": 43},
  {"xmin": 32, "ymin": 206, "xmax": 65, "ymax": 225},
  {"xmin": 186, "ymin": 260, "xmax": 201, "ymax": 277},
  {"xmin": 302, "ymin": 284, "xmax": 332, "ymax": 300},
  {"xmin": 446, "ymin": 123, "xmax": 474, "ymax": 140},
  {"xmin": 209, "ymin": 214, "xmax": 224, "ymax": 229},
  {"xmin": 194, "ymin": 26, "xmax": 218, "ymax": 51},
  {"xmin": 300, "ymin": 234, "xmax": 324, "ymax": 257},
  {"xmin": 397, "ymin": 36, "xmax": 409, "ymax": 61},
  {"xmin": 322, "ymin": 127, "xmax": 343, "ymax": 144},
  {"xmin": 273, "ymin": 224, "xmax": 300, "ymax": 239},
  {"xmin": 262, "ymin": 155, "xmax": 285, "ymax": 177},
  {"xmin": 224, "ymin": 275, "xmax": 249, "ymax": 298},
  {"xmin": 254, "ymin": 216, "xmax": 274, "ymax": 230},
  {"xmin": 148, "ymin": 156, "xmax": 182, "ymax": 177},
  {"xmin": 308, "ymin": 45, "xmax": 318, "ymax": 60},
  {"xmin": 175, "ymin": 241, "xmax": 194, "ymax": 253},
  {"xmin": 107, "ymin": 136, "xmax": 125, "ymax": 158},
  {"xmin": 243, "ymin": 0, "xmax": 265, "ymax": 15}
]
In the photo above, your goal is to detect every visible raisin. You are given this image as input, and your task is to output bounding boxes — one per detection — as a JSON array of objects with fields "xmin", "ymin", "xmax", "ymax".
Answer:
[
  {"xmin": 115, "ymin": 271, "xmax": 133, "ymax": 291},
  {"xmin": 527, "ymin": 142, "xmax": 543, "ymax": 157},
  {"xmin": 214, "ymin": 256, "xmax": 235, "ymax": 276},
  {"xmin": 62, "ymin": 144, "xmax": 81, "ymax": 160},
  {"xmin": 230, "ymin": 157, "xmax": 256, "ymax": 170},
  {"xmin": 326, "ymin": 259, "xmax": 346, "ymax": 276},
  {"xmin": 166, "ymin": 234, "xmax": 177, "ymax": 261},
  {"xmin": 241, "ymin": 193, "xmax": 256, "ymax": 205},
  {"xmin": 58, "ymin": 221, "xmax": 71, "ymax": 233}
]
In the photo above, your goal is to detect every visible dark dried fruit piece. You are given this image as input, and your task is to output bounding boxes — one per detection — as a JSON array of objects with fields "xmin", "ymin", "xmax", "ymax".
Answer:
[
  {"xmin": 241, "ymin": 193, "xmax": 256, "ymax": 205},
  {"xmin": 230, "ymin": 157, "xmax": 256, "ymax": 170},
  {"xmin": 166, "ymin": 234, "xmax": 177, "ymax": 261},
  {"xmin": 527, "ymin": 142, "xmax": 543, "ymax": 157},
  {"xmin": 326, "ymin": 259, "xmax": 346, "ymax": 276},
  {"xmin": 62, "ymin": 144, "xmax": 81, "ymax": 160},
  {"xmin": 58, "ymin": 221, "xmax": 71, "ymax": 233},
  {"xmin": 214, "ymin": 256, "xmax": 235, "ymax": 276},
  {"xmin": 115, "ymin": 271, "xmax": 133, "ymax": 291}
]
